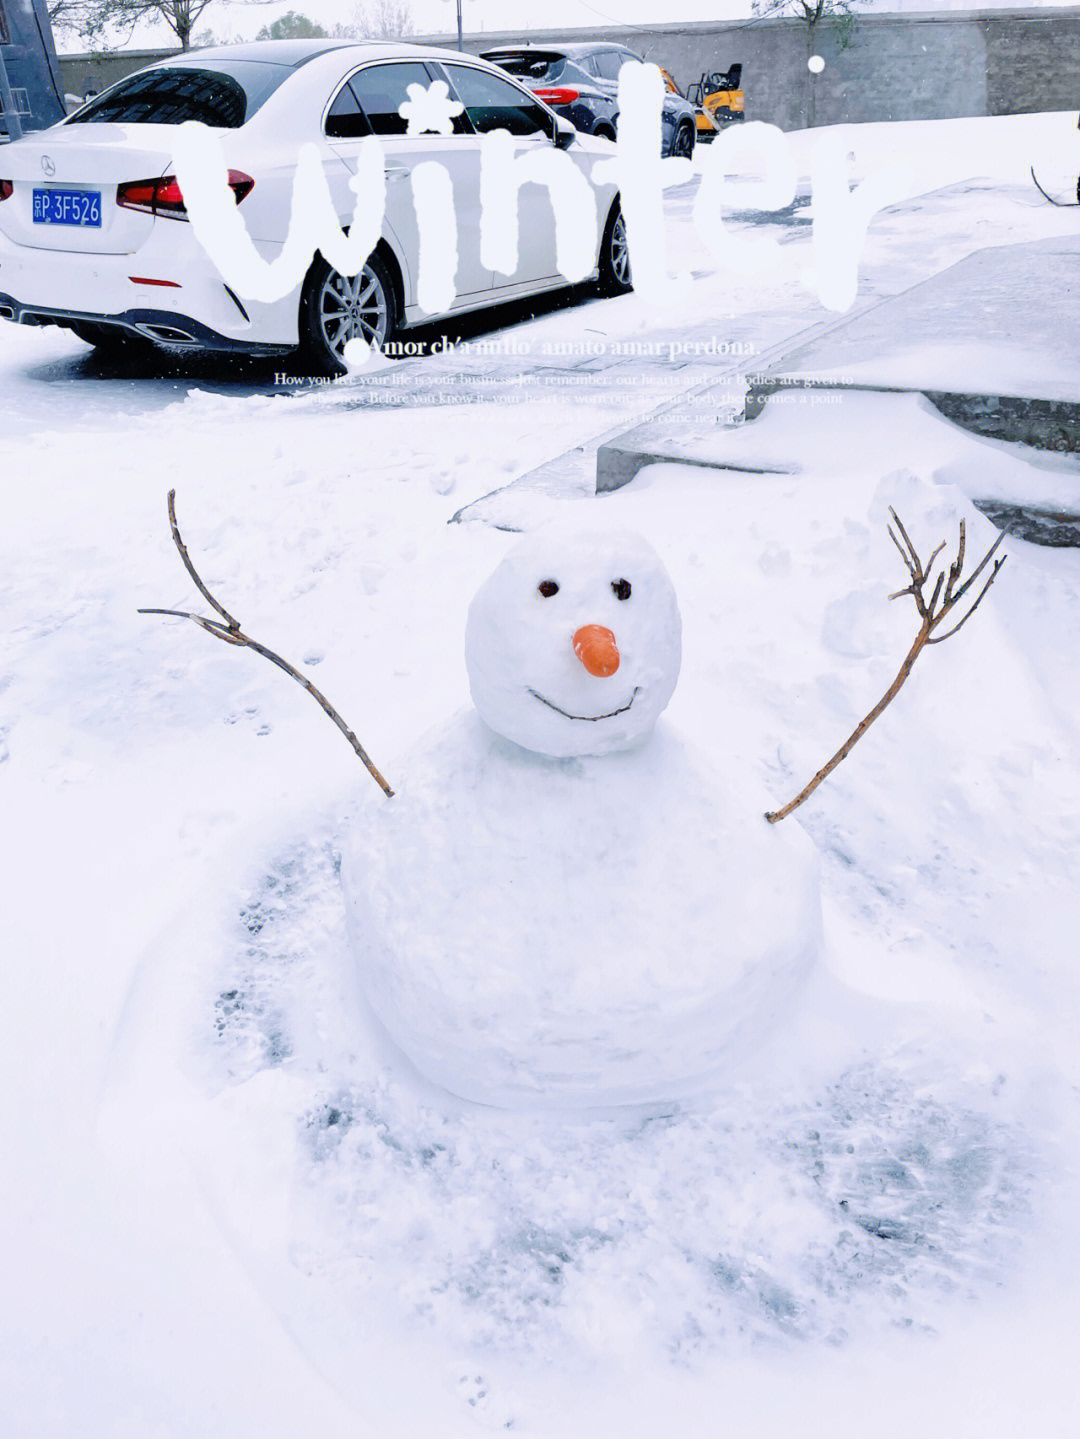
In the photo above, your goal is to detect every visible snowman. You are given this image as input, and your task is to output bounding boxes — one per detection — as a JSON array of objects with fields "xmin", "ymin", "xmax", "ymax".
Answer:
[{"xmin": 342, "ymin": 521, "xmax": 821, "ymax": 1109}]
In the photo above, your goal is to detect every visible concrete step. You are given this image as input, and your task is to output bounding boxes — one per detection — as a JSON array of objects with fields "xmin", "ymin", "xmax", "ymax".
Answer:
[{"xmin": 454, "ymin": 236, "xmax": 1080, "ymax": 542}]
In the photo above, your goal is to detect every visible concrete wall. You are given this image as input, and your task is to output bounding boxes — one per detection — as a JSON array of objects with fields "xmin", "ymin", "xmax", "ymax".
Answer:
[
  {"xmin": 57, "ymin": 8, "xmax": 1080, "ymax": 129},
  {"xmin": 984, "ymin": 12, "xmax": 1080, "ymax": 115},
  {"xmin": 60, "ymin": 47, "xmax": 181, "ymax": 100}
]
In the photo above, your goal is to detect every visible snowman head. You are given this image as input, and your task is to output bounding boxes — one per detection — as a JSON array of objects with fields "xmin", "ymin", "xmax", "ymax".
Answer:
[{"xmin": 465, "ymin": 522, "xmax": 682, "ymax": 758}]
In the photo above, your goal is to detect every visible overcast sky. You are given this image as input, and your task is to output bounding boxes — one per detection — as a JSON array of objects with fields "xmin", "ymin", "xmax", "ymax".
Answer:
[
  {"xmin": 54, "ymin": 0, "xmax": 754, "ymax": 52},
  {"xmin": 54, "ymin": 0, "xmax": 1080, "ymax": 55}
]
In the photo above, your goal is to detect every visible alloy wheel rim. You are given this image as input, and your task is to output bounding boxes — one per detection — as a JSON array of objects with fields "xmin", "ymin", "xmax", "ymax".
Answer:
[
  {"xmin": 673, "ymin": 126, "xmax": 693, "ymax": 158},
  {"xmin": 318, "ymin": 265, "xmax": 389, "ymax": 356},
  {"xmin": 611, "ymin": 214, "xmax": 630, "ymax": 286}
]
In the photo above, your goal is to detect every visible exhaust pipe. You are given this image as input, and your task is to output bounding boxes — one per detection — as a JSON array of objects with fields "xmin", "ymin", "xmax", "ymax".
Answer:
[{"xmin": 136, "ymin": 323, "xmax": 199, "ymax": 346}]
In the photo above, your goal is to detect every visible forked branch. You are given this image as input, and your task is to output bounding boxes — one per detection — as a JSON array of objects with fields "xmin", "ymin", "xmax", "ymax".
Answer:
[
  {"xmin": 765, "ymin": 510, "xmax": 1006, "ymax": 824},
  {"xmin": 140, "ymin": 491, "xmax": 394, "ymax": 798}
]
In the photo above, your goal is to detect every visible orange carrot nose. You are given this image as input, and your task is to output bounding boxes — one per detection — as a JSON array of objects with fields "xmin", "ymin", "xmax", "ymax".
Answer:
[{"xmin": 573, "ymin": 624, "xmax": 620, "ymax": 677}]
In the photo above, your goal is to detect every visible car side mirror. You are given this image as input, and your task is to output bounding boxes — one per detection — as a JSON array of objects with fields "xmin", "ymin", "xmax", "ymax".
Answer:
[{"xmin": 553, "ymin": 115, "xmax": 577, "ymax": 150}]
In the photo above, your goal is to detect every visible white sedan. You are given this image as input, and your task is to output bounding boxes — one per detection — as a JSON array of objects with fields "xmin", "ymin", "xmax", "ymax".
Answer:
[{"xmin": 0, "ymin": 38, "xmax": 628, "ymax": 371}]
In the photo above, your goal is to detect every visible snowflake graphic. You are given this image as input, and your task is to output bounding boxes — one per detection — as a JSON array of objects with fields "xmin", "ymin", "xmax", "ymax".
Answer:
[{"xmin": 398, "ymin": 80, "xmax": 464, "ymax": 138}]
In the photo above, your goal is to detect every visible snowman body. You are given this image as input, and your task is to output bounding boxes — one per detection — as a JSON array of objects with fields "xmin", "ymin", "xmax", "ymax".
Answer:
[
  {"xmin": 342, "ymin": 523, "xmax": 821, "ymax": 1108},
  {"xmin": 343, "ymin": 713, "xmax": 820, "ymax": 1107}
]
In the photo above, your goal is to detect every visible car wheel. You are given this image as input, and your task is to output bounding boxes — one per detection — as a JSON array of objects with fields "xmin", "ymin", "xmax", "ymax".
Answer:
[
  {"xmin": 69, "ymin": 320, "xmax": 151, "ymax": 352},
  {"xmin": 299, "ymin": 251, "xmax": 398, "ymax": 375},
  {"xmin": 671, "ymin": 122, "xmax": 695, "ymax": 159},
  {"xmin": 594, "ymin": 125, "xmax": 616, "ymax": 142},
  {"xmin": 596, "ymin": 202, "xmax": 632, "ymax": 297}
]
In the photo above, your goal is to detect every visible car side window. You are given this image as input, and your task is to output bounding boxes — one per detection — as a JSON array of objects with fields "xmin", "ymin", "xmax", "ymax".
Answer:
[
  {"xmin": 442, "ymin": 64, "xmax": 552, "ymax": 139},
  {"xmin": 596, "ymin": 50, "xmax": 639, "ymax": 82},
  {"xmin": 325, "ymin": 81, "xmax": 370, "ymax": 139},
  {"xmin": 337, "ymin": 61, "xmax": 435, "ymax": 137}
]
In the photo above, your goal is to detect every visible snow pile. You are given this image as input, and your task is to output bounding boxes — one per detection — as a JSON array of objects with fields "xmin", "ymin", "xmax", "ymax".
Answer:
[
  {"xmin": 780, "ymin": 109, "xmax": 1080, "ymax": 202},
  {"xmin": 173, "ymin": 817, "xmax": 1043, "ymax": 1436},
  {"xmin": 207, "ymin": 829, "xmax": 1036, "ymax": 1430},
  {"xmin": 647, "ymin": 389, "xmax": 1080, "ymax": 514},
  {"xmin": 295, "ymin": 1056, "xmax": 1033, "ymax": 1367}
]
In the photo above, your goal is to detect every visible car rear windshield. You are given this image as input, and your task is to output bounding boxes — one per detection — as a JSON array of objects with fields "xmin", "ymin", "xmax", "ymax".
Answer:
[
  {"xmin": 481, "ymin": 51, "xmax": 568, "ymax": 82},
  {"xmin": 67, "ymin": 61, "xmax": 293, "ymax": 128}
]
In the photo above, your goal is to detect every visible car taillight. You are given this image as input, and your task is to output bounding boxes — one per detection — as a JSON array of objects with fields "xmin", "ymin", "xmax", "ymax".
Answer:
[
  {"xmin": 0, "ymin": 181, "xmax": 13, "ymax": 202},
  {"xmin": 533, "ymin": 87, "xmax": 580, "ymax": 106},
  {"xmin": 116, "ymin": 170, "xmax": 254, "ymax": 220},
  {"xmin": 116, "ymin": 177, "xmax": 180, "ymax": 217},
  {"xmin": 227, "ymin": 171, "xmax": 255, "ymax": 203}
]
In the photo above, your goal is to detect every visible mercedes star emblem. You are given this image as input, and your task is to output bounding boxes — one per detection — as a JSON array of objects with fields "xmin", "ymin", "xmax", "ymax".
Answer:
[{"xmin": 41, "ymin": 156, "xmax": 56, "ymax": 177}]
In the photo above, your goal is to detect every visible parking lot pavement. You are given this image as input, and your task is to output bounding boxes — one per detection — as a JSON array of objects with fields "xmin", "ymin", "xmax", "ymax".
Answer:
[{"xmin": 2, "ymin": 152, "xmax": 1076, "ymax": 449}]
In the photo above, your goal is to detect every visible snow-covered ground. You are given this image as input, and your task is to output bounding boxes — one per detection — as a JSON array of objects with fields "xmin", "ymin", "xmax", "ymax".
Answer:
[{"xmin": 2, "ymin": 111, "xmax": 1079, "ymax": 1438}]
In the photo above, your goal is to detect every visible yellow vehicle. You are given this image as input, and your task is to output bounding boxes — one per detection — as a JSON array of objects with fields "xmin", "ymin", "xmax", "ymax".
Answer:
[{"xmin": 663, "ymin": 65, "xmax": 745, "ymax": 141}]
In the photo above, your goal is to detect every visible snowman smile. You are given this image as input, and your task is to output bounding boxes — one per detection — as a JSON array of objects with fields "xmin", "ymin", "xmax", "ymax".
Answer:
[{"xmin": 527, "ymin": 686, "xmax": 641, "ymax": 722}]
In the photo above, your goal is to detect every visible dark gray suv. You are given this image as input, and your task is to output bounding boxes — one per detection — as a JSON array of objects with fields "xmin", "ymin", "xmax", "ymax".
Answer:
[{"xmin": 481, "ymin": 42, "xmax": 696, "ymax": 158}]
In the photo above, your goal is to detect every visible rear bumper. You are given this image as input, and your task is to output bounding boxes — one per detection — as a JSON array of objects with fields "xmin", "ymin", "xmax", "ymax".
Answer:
[
  {"xmin": 0, "ymin": 226, "xmax": 302, "ymax": 349},
  {"xmin": 0, "ymin": 291, "xmax": 293, "ymax": 353}
]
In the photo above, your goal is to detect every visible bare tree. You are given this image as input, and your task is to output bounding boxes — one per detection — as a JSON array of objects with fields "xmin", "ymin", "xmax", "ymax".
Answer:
[
  {"xmin": 753, "ymin": 0, "xmax": 867, "ymax": 47},
  {"xmin": 47, "ymin": 0, "xmax": 124, "ymax": 48},
  {"xmin": 337, "ymin": 0, "xmax": 415, "ymax": 41},
  {"xmin": 49, "ymin": 0, "xmax": 273, "ymax": 52},
  {"xmin": 752, "ymin": 0, "xmax": 871, "ymax": 126},
  {"xmin": 765, "ymin": 510, "xmax": 1007, "ymax": 824}
]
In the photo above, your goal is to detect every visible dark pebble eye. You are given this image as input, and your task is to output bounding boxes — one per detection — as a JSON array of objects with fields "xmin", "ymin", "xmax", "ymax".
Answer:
[
  {"xmin": 538, "ymin": 579, "xmax": 559, "ymax": 598},
  {"xmin": 612, "ymin": 578, "xmax": 631, "ymax": 601}
]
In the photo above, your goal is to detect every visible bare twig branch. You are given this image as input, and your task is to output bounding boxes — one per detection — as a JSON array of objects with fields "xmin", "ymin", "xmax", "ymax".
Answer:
[
  {"xmin": 765, "ymin": 512, "xmax": 1007, "ymax": 824},
  {"xmin": 138, "ymin": 607, "xmax": 247, "ymax": 643},
  {"xmin": 140, "ymin": 493, "xmax": 394, "ymax": 799},
  {"xmin": 887, "ymin": 523, "xmax": 914, "ymax": 575},
  {"xmin": 926, "ymin": 560, "xmax": 1005, "ymax": 643},
  {"xmin": 923, "ymin": 540, "xmax": 947, "ymax": 582},
  {"xmin": 889, "ymin": 508, "xmax": 922, "ymax": 577},
  {"xmin": 165, "ymin": 489, "xmax": 240, "ymax": 631},
  {"xmin": 942, "ymin": 520, "xmax": 967, "ymax": 606},
  {"xmin": 951, "ymin": 527, "xmax": 1008, "ymax": 605},
  {"xmin": 928, "ymin": 570, "xmax": 944, "ymax": 614}
]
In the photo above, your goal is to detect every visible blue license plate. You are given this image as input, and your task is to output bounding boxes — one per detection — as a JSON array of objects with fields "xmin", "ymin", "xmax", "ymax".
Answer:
[{"xmin": 32, "ymin": 188, "xmax": 102, "ymax": 228}]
